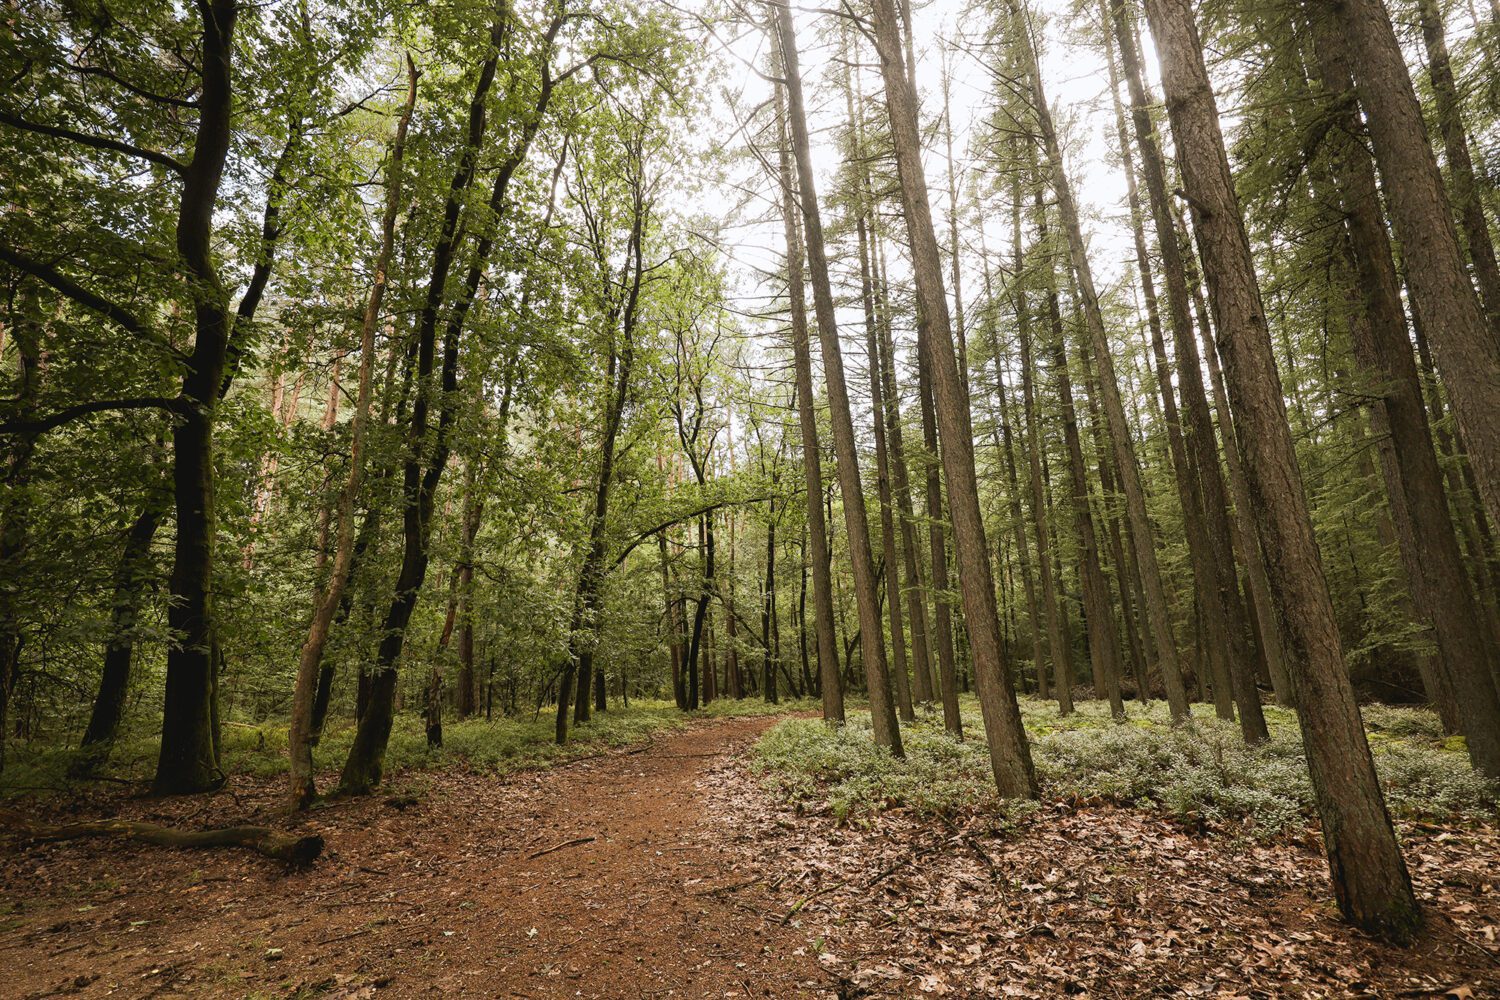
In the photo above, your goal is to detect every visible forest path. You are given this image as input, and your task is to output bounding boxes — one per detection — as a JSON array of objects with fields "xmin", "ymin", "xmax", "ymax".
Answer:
[{"xmin": 1, "ymin": 716, "xmax": 831, "ymax": 999}]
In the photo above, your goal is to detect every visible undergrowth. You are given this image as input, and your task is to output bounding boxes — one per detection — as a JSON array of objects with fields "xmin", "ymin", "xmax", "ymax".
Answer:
[
  {"xmin": 0, "ymin": 697, "xmax": 822, "ymax": 796},
  {"xmin": 751, "ymin": 698, "xmax": 1500, "ymax": 838}
]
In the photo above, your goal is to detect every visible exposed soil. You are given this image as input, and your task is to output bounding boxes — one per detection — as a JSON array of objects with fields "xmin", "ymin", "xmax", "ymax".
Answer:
[
  {"xmin": 0, "ymin": 717, "xmax": 827, "ymax": 999},
  {"xmin": 4, "ymin": 715, "xmax": 1498, "ymax": 999}
]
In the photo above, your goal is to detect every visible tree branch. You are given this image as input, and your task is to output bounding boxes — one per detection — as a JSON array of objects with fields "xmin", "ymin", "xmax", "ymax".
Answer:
[
  {"xmin": 0, "ymin": 396, "xmax": 186, "ymax": 436},
  {"xmin": 0, "ymin": 110, "xmax": 187, "ymax": 173},
  {"xmin": 0, "ymin": 244, "xmax": 156, "ymax": 341}
]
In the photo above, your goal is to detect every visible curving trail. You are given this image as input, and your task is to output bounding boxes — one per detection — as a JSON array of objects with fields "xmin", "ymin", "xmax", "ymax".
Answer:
[{"xmin": 0, "ymin": 717, "xmax": 830, "ymax": 999}]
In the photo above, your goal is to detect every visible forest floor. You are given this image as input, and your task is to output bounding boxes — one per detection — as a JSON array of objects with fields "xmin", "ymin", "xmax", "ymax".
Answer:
[{"xmin": 2, "ymin": 712, "xmax": 1497, "ymax": 999}]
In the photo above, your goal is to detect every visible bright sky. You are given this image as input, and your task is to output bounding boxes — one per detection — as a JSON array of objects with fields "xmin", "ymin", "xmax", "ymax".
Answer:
[{"xmin": 680, "ymin": 0, "xmax": 1155, "ymax": 429}]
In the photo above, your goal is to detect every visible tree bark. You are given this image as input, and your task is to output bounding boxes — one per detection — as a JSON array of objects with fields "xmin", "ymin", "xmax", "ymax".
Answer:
[
  {"xmin": 1414, "ymin": 0, "xmax": 1500, "ymax": 338},
  {"xmin": 1107, "ymin": 0, "xmax": 1266, "ymax": 740},
  {"xmin": 340, "ymin": 15, "xmax": 506, "ymax": 792},
  {"xmin": 873, "ymin": 229, "xmax": 938, "ymax": 715},
  {"xmin": 777, "ymin": 6, "xmax": 896, "ymax": 749},
  {"xmin": 1307, "ymin": 12, "xmax": 1500, "ymax": 775},
  {"xmin": 1146, "ymin": 0, "xmax": 1419, "ymax": 940},
  {"xmin": 1013, "ymin": 1, "xmax": 1189, "ymax": 721},
  {"xmin": 286, "ymin": 56, "xmax": 415, "ymax": 805},
  {"xmin": 868, "ymin": 0, "xmax": 1036, "ymax": 794},
  {"xmin": 775, "ymin": 73, "xmax": 843, "ymax": 726},
  {"xmin": 1012, "ymin": 172, "xmax": 1073, "ymax": 714},
  {"xmin": 1328, "ymin": 0, "xmax": 1500, "ymax": 538},
  {"xmin": 153, "ymin": 0, "xmax": 239, "ymax": 795},
  {"xmin": 8, "ymin": 812, "xmax": 323, "ymax": 866}
]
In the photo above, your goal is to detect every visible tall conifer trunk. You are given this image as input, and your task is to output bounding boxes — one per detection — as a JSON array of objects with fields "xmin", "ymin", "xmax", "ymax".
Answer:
[
  {"xmin": 1146, "ymin": 0, "xmax": 1419, "ymax": 940},
  {"xmin": 868, "ymin": 0, "xmax": 1035, "ymax": 794}
]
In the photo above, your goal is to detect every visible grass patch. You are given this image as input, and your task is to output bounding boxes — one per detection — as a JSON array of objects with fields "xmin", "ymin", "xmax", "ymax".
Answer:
[
  {"xmin": 1, "ymin": 697, "xmax": 822, "ymax": 797},
  {"xmin": 752, "ymin": 697, "xmax": 1500, "ymax": 837}
]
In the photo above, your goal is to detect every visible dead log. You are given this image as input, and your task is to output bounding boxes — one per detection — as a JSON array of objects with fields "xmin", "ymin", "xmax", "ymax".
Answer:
[{"xmin": 3, "ymin": 811, "xmax": 324, "ymax": 866}]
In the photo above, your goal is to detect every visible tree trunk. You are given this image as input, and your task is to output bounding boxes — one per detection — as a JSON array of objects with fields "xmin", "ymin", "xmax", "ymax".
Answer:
[
  {"xmin": 915, "ymin": 318, "xmax": 962, "ymax": 728},
  {"xmin": 286, "ymin": 56, "xmax": 415, "ymax": 805},
  {"xmin": 153, "ymin": 1, "xmax": 239, "ymax": 795},
  {"xmin": 1328, "ymin": 0, "xmax": 1500, "ymax": 538},
  {"xmin": 1414, "ymin": 0, "xmax": 1500, "ymax": 337},
  {"xmin": 1107, "ymin": 0, "xmax": 1265, "ymax": 740},
  {"xmin": 852, "ymin": 156, "xmax": 914, "ymax": 720},
  {"xmin": 1180, "ymin": 214, "xmax": 1292, "ymax": 705},
  {"xmin": 0, "ymin": 292, "xmax": 42, "ymax": 776},
  {"xmin": 873, "ymin": 229, "xmax": 938, "ymax": 715},
  {"xmin": 340, "ymin": 16, "xmax": 506, "ymax": 792},
  {"xmin": 1307, "ymin": 12, "xmax": 1500, "ymax": 775},
  {"xmin": 1147, "ymin": 0, "xmax": 1419, "ymax": 940},
  {"xmin": 868, "ymin": 0, "xmax": 1036, "ymax": 794},
  {"xmin": 775, "ymin": 75, "xmax": 842, "ymax": 726},
  {"xmin": 1013, "ymin": 1, "xmax": 1189, "ymax": 721},
  {"xmin": 1012, "ymin": 173, "xmax": 1073, "ymax": 715},
  {"xmin": 778, "ymin": 7, "xmax": 894, "ymax": 745}
]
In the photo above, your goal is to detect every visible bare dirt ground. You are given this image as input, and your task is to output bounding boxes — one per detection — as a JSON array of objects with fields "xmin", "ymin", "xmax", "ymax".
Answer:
[
  {"xmin": 1, "ymin": 717, "xmax": 827, "ymax": 999},
  {"xmin": 4, "ymin": 715, "xmax": 1498, "ymax": 999}
]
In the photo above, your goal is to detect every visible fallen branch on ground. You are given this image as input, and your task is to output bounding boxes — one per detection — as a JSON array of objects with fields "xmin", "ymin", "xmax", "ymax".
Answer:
[
  {"xmin": 527, "ymin": 836, "xmax": 596, "ymax": 859},
  {"xmin": 3, "ymin": 811, "xmax": 324, "ymax": 866}
]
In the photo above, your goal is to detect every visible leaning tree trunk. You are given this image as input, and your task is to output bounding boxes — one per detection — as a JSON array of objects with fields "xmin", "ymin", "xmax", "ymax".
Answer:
[
  {"xmin": 1306, "ymin": 12, "xmax": 1500, "ymax": 776},
  {"xmin": 1107, "ymin": 0, "xmax": 1265, "ymax": 741},
  {"xmin": 340, "ymin": 15, "xmax": 507, "ymax": 794},
  {"xmin": 855, "ymin": 207, "xmax": 915, "ymax": 721},
  {"xmin": 1046, "ymin": 283, "xmax": 1126, "ymax": 721},
  {"xmin": 1011, "ymin": 173, "xmax": 1073, "ymax": 713},
  {"xmin": 873, "ymin": 228, "xmax": 938, "ymax": 714},
  {"xmin": 286, "ymin": 56, "xmax": 415, "ymax": 806},
  {"xmin": 1146, "ymin": 0, "xmax": 1419, "ymax": 941},
  {"xmin": 1326, "ymin": 0, "xmax": 1500, "ymax": 539},
  {"xmin": 1012, "ymin": 4, "xmax": 1189, "ymax": 722},
  {"xmin": 1414, "ymin": 0, "xmax": 1500, "ymax": 337},
  {"xmin": 868, "ymin": 0, "xmax": 1036, "ymax": 795},
  {"xmin": 777, "ymin": 8, "xmax": 895, "ymax": 747},
  {"xmin": 775, "ymin": 87, "xmax": 842, "ymax": 725}
]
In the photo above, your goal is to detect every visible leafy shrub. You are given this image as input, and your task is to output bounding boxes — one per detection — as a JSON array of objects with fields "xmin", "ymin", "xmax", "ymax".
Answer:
[
  {"xmin": 1, "ymin": 696, "xmax": 818, "ymax": 796},
  {"xmin": 752, "ymin": 696, "xmax": 1500, "ymax": 837}
]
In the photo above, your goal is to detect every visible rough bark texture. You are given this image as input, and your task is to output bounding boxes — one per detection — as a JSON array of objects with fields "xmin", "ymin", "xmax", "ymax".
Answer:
[
  {"xmin": 1107, "ymin": 0, "xmax": 1266, "ymax": 741},
  {"xmin": 857, "ymin": 208, "xmax": 915, "ymax": 722},
  {"xmin": 775, "ymin": 73, "xmax": 843, "ymax": 726},
  {"xmin": 915, "ymin": 319, "xmax": 961, "ymax": 726},
  {"xmin": 1307, "ymin": 12, "xmax": 1500, "ymax": 776},
  {"xmin": 869, "ymin": 0, "xmax": 1036, "ymax": 795},
  {"xmin": 1147, "ymin": 0, "xmax": 1419, "ymax": 940},
  {"xmin": 1329, "ymin": 0, "xmax": 1500, "ymax": 537},
  {"xmin": 1414, "ymin": 0, "xmax": 1500, "ymax": 337},
  {"xmin": 7, "ymin": 813, "xmax": 323, "ymax": 867},
  {"xmin": 778, "ymin": 6, "xmax": 898, "ymax": 751},
  {"xmin": 340, "ymin": 15, "xmax": 505, "ymax": 793},
  {"xmin": 153, "ymin": 0, "xmax": 239, "ymax": 795},
  {"xmin": 1046, "ymin": 279, "xmax": 1126, "ymax": 720},
  {"xmin": 1014, "ymin": 4, "xmax": 1189, "ymax": 722},
  {"xmin": 1013, "ymin": 177, "xmax": 1073, "ymax": 714},
  {"xmin": 287, "ymin": 57, "xmax": 415, "ymax": 805},
  {"xmin": 874, "ymin": 232, "xmax": 938, "ymax": 715}
]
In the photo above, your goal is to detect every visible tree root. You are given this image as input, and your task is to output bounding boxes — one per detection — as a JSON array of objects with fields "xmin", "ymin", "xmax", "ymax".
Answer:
[{"xmin": 3, "ymin": 810, "xmax": 324, "ymax": 866}]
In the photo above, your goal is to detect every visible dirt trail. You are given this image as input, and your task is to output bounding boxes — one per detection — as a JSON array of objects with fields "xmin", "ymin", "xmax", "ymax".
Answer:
[{"xmin": 1, "ymin": 717, "xmax": 830, "ymax": 999}]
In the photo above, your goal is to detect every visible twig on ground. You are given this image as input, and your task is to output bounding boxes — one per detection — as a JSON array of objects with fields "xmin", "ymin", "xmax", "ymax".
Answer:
[
  {"xmin": 527, "ymin": 836, "xmax": 596, "ymax": 860},
  {"xmin": 782, "ymin": 879, "xmax": 847, "ymax": 923}
]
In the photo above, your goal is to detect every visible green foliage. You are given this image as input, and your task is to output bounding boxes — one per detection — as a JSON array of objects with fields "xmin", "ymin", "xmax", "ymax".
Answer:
[
  {"xmin": 752, "ymin": 698, "xmax": 1500, "ymax": 837},
  {"xmin": 1, "ymin": 699, "xmax": 817, "ymax": 795}
]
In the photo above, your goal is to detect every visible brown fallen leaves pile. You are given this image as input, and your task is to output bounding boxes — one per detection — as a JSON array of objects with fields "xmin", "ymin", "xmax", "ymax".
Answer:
[{"xmin": 704, "ymin": 753, "xmax": 1500, "ymax": 998}]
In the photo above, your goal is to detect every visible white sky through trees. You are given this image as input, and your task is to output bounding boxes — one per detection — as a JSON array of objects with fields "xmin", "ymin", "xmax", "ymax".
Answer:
[{"xmin": 680, "ymin": 0, "xmax": 1151, "ymax": 435}]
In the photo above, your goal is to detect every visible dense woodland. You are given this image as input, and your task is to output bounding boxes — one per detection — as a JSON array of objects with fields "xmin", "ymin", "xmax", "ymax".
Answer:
[{"xmin": 3, "ymin": 0, "xmax": 1500, "ymax": 976}]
